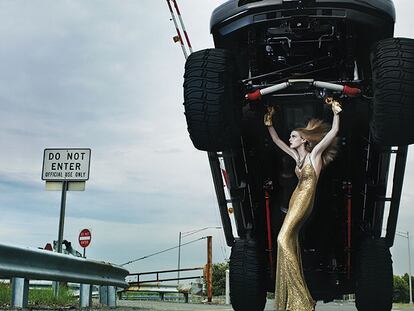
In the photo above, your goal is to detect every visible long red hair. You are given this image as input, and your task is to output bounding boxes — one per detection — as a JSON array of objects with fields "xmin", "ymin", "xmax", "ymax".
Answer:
[{"xmin": 295, "ymin": 119, "xmax": 338, "ymax": 168}]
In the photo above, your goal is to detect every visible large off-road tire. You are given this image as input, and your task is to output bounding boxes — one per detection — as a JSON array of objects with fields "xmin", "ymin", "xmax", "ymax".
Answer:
[
  {"xmin": 370, "ymin": 37, "xmax": 414, "ymax": 146},
  {"xmin": 230, "ymin": 239, "xmax": 266, "ymax": 311},
  {"xmin": 183, "ymin": 49, "xmax": 241, "ymax": 151},
  {"xmin": 355, "ymin": 238, "xmax": 393, "ymax": 311}
]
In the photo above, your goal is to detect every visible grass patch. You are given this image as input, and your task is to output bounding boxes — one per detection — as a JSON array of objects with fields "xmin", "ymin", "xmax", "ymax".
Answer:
[
  {"xmin": 0, "ymin": 283, "xmax": 11, "ymax": 307},
  {"xmin": 29, "ymin": 287, "xmax": 77, "ymax": 307},
  {"xmin": 0, "ymin": 283, "xmax": 77, "ymax": 308}
]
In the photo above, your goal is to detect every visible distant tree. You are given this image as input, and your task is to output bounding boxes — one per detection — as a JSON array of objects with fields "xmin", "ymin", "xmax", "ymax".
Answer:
[
  {"xmin": 394, "ymin": 275, "xmax": 409, "ymax": 303},
  {"xmin": 211, "ymin": 262, "xmax": 229, "ymax": 296}
]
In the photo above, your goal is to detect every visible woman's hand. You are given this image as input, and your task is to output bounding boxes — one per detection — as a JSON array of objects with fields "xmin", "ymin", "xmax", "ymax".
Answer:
[
  {"xmin": 325, "ymin": 97, "xmax": 342, "ymax": 115},
  {"xmin": 264, "ymin": 106, "xmax": 275, "ymax": 127}
]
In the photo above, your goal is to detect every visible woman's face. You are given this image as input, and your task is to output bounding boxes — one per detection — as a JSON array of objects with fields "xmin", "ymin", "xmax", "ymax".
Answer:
[{"xmin": 289, "ymin": 131, "xmax": 305, "ymax": 149}]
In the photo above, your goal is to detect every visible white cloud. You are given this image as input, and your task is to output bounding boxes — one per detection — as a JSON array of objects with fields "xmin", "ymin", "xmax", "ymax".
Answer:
[{"xmin": 0, "ymin": 0, "xmax": 229, "ymax": 274}]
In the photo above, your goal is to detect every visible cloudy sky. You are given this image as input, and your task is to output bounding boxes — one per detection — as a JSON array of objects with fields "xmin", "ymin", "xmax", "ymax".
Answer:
[{"xmin": 0, "ymin": 0, "xmax": 413, "ymax": 279}]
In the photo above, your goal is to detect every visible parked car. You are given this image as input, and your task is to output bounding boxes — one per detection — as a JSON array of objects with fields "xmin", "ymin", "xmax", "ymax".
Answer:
[{"xmin": 183, "ymin": 1, "xmax": 414, "ymax": 310}]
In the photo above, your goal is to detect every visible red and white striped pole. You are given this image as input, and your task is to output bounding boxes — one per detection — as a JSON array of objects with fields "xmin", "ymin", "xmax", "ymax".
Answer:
[
  {"xmin": 166, "ymin": 0, "xmax": 188, "ymax": 59},
  {"xmin": 171, "ymin": 0, "xmax": 193, "ymax": 53}
]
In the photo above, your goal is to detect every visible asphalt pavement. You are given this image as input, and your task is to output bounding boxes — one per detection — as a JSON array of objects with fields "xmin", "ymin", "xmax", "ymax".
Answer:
[{"xmin": 116, "ymin": 300, "xmax": 414, "ymax": 311}]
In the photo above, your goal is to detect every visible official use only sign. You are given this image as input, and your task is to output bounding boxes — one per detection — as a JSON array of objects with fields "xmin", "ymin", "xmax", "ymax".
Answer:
[{"xmin": 42, "ymin": 148, "xmax": 91, "ymax": 181}]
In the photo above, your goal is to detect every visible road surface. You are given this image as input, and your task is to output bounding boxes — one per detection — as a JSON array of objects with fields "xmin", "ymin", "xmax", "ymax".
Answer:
[{"xmin": 117, "ymin": 300, "xmax": 414, "ymax": 311}]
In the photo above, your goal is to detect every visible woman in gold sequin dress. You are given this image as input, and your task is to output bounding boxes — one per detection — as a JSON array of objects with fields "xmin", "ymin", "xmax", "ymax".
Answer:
[{"xmin": 264, "ymin": 99, "xmax": 342, "ymax": 311}]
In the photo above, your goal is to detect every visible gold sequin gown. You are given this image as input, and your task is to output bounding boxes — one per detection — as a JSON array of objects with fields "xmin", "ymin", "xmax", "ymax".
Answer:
[{"xmin": 274, "ymin": 158, "xmax": 317, "ymax": 311}]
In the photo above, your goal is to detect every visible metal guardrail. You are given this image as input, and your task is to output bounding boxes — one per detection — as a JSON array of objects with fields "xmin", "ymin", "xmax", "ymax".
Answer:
[
  {"xmin": 123, "ymin": 267, "xmax": 204, "ymax": 303},
  {"xmin": 0, "ymin": 243, "xmax": 128, "ymax": 287},
  {"xmin": 0, "ymin": 243, "xmax": 129, "ymax": 308},
  {"xmin": 127, "ymin": 266, "xmax": 204, "ymax": 284}
]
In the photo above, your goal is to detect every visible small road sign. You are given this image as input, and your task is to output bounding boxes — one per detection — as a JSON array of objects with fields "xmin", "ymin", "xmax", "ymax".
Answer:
[
  {"xmin": 44, "ymin": 243, "xmax": 53, "ymax": 251},
  {"xmin": 79, "ymin": 229, "xmax": 92, "ymax": 248},
  {"xmin": 42, "ymin": 148, "xmax": 91, "ymax": 181}
]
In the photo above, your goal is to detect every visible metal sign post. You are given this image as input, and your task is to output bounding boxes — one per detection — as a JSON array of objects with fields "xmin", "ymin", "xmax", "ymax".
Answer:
[
  {"xmin": 42, "ymin": 148, "xmax": 91, "ymax": 297},
  {"xmin": 57, "ymin": 181, "xmax": 68, "ymax": 254},
  {"xmin": 42, "ymin": 148, "xmax": 91, "ymax": 254},
  {"xmin": 54, "ymin": 180, "xmax": 69, "ymax": 296}
]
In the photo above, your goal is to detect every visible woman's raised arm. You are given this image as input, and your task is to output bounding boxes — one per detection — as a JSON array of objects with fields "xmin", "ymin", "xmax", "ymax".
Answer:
[
  {"xmin": 265, "ymin": 107, "xmax": 298, "ymax": 161},
  {"xmin": 312, "ymin": 99, "xmax": 341, "ymax": 158}
]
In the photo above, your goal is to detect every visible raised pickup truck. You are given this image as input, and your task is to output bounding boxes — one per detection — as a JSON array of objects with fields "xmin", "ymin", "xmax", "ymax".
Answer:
[{"xmin": 183, "ymin": 1, "xmax": 414, "ymax": 310}]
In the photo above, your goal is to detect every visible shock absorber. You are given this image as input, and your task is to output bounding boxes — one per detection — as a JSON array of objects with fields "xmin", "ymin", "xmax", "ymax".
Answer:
[
  {"xmin": 343, "ymin": 181, "xmax": 352, "ymax": 279},
  {"xmin": 264, "ymin": 180, "xmax": 274, "ymax": 277}
]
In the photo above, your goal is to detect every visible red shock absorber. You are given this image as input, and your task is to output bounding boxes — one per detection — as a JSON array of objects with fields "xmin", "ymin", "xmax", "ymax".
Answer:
[
  {"xmin": 344, "ymin": 181, "xmax": 352, "ymax": 279},
  {"xmin": 265, "ymin": 190, "xmax": 274, "ymax": 277}
]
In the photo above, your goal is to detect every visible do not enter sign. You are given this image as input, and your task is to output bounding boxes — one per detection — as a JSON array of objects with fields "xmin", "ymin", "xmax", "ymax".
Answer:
[{"xmin": 79, "ymin": 229, "xmax": 91, "ymax": 248}]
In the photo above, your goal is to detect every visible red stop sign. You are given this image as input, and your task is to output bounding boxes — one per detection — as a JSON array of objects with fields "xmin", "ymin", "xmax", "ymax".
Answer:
[{"xmin": 79, "ymin": 229, "xmax": 92, "ymax": 248}]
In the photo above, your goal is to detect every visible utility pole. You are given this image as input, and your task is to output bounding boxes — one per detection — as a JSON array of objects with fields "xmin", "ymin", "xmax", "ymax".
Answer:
[
  {"xmin": 207, "ymin": 235, "xmax": 212, "ymax": 303},
  {"xmin": 177, "ymin": 227, "xmax": 221, "ymax": 285},
  {"xmin": 177, "ymin": 232, "xmax": 182, "ymax": 284},
  {"xmin": 408, "ymin": 231, "xmax": 413, "ymax": 304},
  {"xmin": 396, "ymin": 230, "xmax": 413, "ymax": 304}
]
